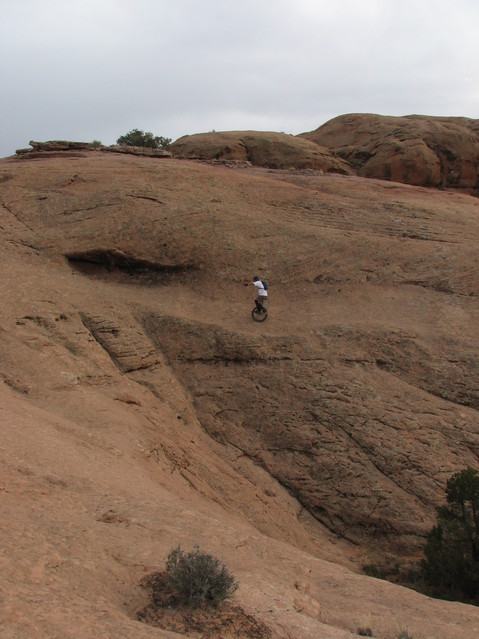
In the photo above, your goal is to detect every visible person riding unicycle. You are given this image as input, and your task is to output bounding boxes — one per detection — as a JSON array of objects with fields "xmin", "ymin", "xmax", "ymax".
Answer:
[{"xmin": 253, "ymin": 276, "xmax": 268, "ymax": 312}]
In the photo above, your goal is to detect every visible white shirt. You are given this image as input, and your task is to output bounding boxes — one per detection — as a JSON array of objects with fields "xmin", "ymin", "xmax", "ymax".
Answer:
[{"xmin": 254, "ymin": 280, "xmax": 268, "ymax": 297}]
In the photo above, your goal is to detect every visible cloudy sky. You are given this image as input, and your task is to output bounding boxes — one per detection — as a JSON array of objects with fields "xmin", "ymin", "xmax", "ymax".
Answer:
[{"xmin": 1, "ymin": 0, "xmax": 478, "ymax": 157}]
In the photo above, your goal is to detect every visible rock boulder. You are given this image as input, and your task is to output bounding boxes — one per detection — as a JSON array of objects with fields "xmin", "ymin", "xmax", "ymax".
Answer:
[
  {"xmin": 300, "ymin": 113, "xmax": 479, "ymax": 194},
  {"xmin": 171, "ymin": 130, "xmax": 353, "ymax": 173}
]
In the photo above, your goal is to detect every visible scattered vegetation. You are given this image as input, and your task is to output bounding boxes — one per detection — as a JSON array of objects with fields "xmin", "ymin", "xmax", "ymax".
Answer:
[
  {"xmin": 362, "ymin": 562, "xmax": 386, "ymax": 579},
  {"xmin": 362, "ymin": 559, "xmax": 406, "ymax": 582},
  {"xmin": 356, "ymin": 627, "xmax": 374, "ymax": 636},
  {"xmin": 421, "ymin": 467, "xmax": 479, "ymax": 603},
  {"xmin": 396, "ymin": 630, "xmax": 414, "ymax": 639},
  {"xmin": 362, "ymin": 563, "xmax": 380, "ymax": 578},
  {"xmin": 163, "ymin": 545, "xmax": 238, "ymax": 608},
  {"xmin": 363, "ymin": 559, "xmax": 427, "ymax": 597},
  {"xmin": 116, "ymin": 128, "xmax": 171, "ymax": 149},
  {"xmin": 137, "ymin": 546, "xmax": 270, "ymax": 638}
]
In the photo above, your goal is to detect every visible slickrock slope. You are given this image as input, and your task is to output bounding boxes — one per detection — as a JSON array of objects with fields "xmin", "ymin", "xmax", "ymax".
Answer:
[
  {"xmin": 301, "ymin": 113, "xmax": 479, "ymax": 194},
  {"xmin": 170, "ymin": 130, "xmax": 353, "ymax": 173},
  {"xmin": 1, "ymin": 151, "xmax": 479, "ymax": 638}
]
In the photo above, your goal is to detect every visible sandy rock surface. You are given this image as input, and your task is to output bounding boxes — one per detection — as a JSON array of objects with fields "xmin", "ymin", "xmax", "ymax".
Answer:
[{"xmin": 1, "ymin": 151, "xmax": 479, "ymax": 638}]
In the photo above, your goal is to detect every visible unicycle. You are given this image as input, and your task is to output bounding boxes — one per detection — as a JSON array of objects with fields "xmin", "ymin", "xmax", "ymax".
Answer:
[{"xmin": 252, "ymin": 301, "xmax": 268, "ymax": 322}]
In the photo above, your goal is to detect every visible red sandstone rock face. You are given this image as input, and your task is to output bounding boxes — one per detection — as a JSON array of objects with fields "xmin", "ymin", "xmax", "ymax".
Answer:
[
  {"xmin": 300, "ymin": 113, "xmax": 479, "ymax": 194},
  {"xmin": 171, "ymin": 130, "xmax": 353, "ymax": 173},
  {"xmin": 1, "ymin": 152, "xmax": 479, "ymax": 638}
]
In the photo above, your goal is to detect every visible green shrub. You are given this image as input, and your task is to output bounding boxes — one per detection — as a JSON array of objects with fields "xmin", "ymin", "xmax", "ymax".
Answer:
[
  {"xmin": 357, "ymin": 627, "xmax": 373, "ymax": 636},
  {"xmin": 421, "ymin": 467, "xmax": 479, "ymax": 603},
  {"xmin": 116, "ymin": 128, "xmax": 171, "ymax": 149},
  {"xmin": 362, "ymin": 563, "xmax": 381, "ymax": 578},
  {"xmin": 362, "ymin": 561, "xmax": 401, "ymax": 580},
  {"xmin": 163, "ymin": 545, "xmax": 238, "ymax": 608}
]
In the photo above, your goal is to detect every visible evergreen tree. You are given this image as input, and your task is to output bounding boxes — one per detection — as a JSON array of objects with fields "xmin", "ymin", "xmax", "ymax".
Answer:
[{"xmin": 422, "ymin": 467, "xmax": 479, "ymax": 602}]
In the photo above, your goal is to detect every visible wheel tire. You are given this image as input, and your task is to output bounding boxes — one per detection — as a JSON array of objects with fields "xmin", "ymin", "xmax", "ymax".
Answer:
[{"xmin": 252, "ymin": 307, "xmax": 268, "ymax": 322}]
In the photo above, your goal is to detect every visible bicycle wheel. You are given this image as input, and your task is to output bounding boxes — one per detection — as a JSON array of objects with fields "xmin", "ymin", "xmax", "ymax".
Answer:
[{"xmin": 252, "ymin": 306, "xmax": 268, "ymax": 322}]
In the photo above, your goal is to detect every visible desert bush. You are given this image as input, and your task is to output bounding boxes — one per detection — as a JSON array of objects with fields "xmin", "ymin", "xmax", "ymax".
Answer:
[
  {"xmin": 356, "ymin": 627, "xmax": 373, "ymax": 636},
  {"xmin": 163, "ymin": 545, "xmax": 238, "ymax": 608},
  {"xmin": 362, "ymin": 563, "xmax": 381, "ymax": 578},
  {"xmin": 362, "ymin": 560, "xmax": 402, "ymax": 581},
  {"xmin": 421, "ymin": 467, "xmax": 479, "ymax": 603},
  {"xmin": 116, "ymin": 128, "xmax": 171, "ymax": 149}
]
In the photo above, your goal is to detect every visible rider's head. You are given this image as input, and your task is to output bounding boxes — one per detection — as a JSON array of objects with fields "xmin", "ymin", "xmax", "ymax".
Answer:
[{"xmin": 253, "ymin": 276, "xmax": 259, "ymax": 282}]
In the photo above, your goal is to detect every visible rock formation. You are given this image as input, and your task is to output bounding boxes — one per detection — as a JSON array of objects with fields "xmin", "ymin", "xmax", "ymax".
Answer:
[
  {"xmin": 15, "ymin": 139, "xmax": 171, "ymax": 159},
  {"xmin": 170, "ymin": 130, "xmax": 353, "ymax": 173},
  {"xmin": 1, "ymin": 149, "xmax": 479, "ymax": 638},
  {"xmin": 300, "ymin": 113, "xmax": 479, "ymax": 194}
]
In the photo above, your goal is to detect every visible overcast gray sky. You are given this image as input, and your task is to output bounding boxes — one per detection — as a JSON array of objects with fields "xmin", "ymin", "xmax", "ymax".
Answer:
[{"xmin": 1, "ymin": 0, "xmax": 478, "ymax": 158}]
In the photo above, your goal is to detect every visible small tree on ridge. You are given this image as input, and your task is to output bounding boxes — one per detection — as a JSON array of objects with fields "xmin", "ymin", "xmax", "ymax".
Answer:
[{"xmin": 116, "ymin": 128, "xmax": 171, "ymax": 149}]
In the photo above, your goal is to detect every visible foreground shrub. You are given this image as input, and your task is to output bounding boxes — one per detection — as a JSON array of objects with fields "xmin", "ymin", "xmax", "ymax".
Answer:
[
  {"xmin": 421, "ymin": 467, "xmax": 479, "ymax": 602},
  {"xmin": 163, "ymin": 545, "xmax": 238, "ymax": 608}
]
